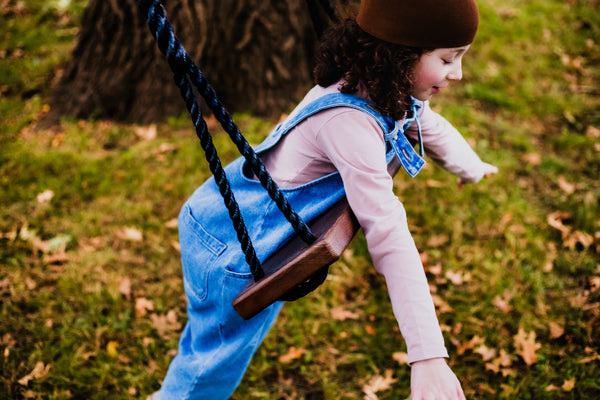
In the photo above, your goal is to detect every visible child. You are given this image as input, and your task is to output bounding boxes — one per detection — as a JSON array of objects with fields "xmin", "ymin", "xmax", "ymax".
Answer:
[{"xmin": 153, "ymin": 0, "xmax": 497, "ymax": 399}]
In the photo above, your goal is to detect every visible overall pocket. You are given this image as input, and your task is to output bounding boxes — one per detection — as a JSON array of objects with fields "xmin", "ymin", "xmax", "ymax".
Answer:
[{"xmin": 179, "ymin": 204, "xmax": 227, "ymax": 306}]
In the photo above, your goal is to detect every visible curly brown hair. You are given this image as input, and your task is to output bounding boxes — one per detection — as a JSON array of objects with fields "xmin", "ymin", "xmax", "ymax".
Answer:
[{"xmin": 313, "ymin": 19, "xmax": 428, "ymax": 120}]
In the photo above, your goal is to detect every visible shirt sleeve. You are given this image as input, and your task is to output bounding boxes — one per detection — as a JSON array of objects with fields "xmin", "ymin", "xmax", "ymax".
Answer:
[
  {"xmin": 407, "ymin": 101, "xmax": 488, "ymax": 183},
  {"xmin": 313, "ymin": 109, "xmax": 448, "ymax": 363}
]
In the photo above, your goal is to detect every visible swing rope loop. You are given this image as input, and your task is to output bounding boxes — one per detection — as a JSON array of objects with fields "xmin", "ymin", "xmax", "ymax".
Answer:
[{"xmin": 138, "ymin": 0, "xmax": 317, "ymax": 281}]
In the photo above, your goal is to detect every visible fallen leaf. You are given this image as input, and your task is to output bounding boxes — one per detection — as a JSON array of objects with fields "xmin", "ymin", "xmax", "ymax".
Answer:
[
  {"xmin": 331, "ymin": 306, "xmax": 359, "ymax": 321},
  {"xmin": 164, "ymin": 218, "xmax": 179, "ymax": 229},
  {"xmin": 150, "ymin": 310, "xmax": 181, "ymax": 338},
  {"xmin": 492, "ymin": 290, "xmax": 513, "ymax": 313},
  {"xmin": 365, "ymin": 325, "xmax": 376, "ymax": 335},
  {"xmin": 563, "ymin": 230, "xmax": 594, "ymax": 250},
  {"xmin": 455, "ymin": 335, "xmax": 485, "ymax": 355},
  {"xmin": 548, "ymin": 322, "xmax": 565, "ymax": 339},
  {"xmin": 513, "ymin": 328, "xmax": 541, "ymax": 365},
  {"xmin": 363, "ymin": 369, "xmax": 397, "ymax": 400},
  {"xmin": 279, "ymin": 346, "xmax": 306, "ymax": 363},
  {"xmin": 135, "ymin": 124, "xmax": 157, "ymax": 140},
  {"xmin": 475, "ymin": 344, "xmax": 497, "ymax": 361},
  {"xmin": 557, "ymin": 176, "xmax": 575, "ymax": 194},
  {"xmin": 115, "ymin": 226, "xmax": 143, "ymax": 241},
  {"xmin": 562, "ymin": 378, "xmax": 575, "ymax": 391},
  {"xmin": 545, "ymin": 384, "xmax": 560, "ymax": 392},
  {"xmin": 18, "ymin": 362, "xmax": 51, "ymax": 386},
  {"xmin": 432, "ymin": 294, "xmax": 454, "ymax": 313},
  {"xmin": 135, "ymin": 297, "xmax": 154, "ymax": 317},
  {"xmin": 392, "ymin": 352, "xmax": 408, "ymax": 365},
  {"xmin": 590, "ymin": 276, "xmax": 600, "ymax": 293},
  {"xmin": 585, "ymin": 125, "xmax": 600, "ymax": 138},
  {"xmin": 118, "ymin": 277, "xmax": 132, "ymax": 299},
  {"xmin": 547, "ymin": 211, "xmax": 572, "ymax": 236},
  {"xmin": 36, "ymin": 189, "xmax": 54, "ymax": 203},
  {"xmin": 106, "ymin": 341, "xmax": 119, "ymax": 357},
  {"xmin": 522, "ymin": 153, "xmax": 541, "ymax": 165}
]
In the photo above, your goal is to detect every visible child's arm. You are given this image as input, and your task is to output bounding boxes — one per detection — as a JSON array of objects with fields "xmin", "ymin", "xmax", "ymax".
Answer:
[
  {"xmin": 406, "ymin": 101, "xmax": 498, "ymax": 184},
  {"xmin": 312, "ymin": 109, "xmax": 448, "ymax": 363}
]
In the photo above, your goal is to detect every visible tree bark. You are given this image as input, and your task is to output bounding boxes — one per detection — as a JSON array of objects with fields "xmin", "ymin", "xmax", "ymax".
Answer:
[{"xmin": 43, "ymin": 0, "xmax": 358, "ymax": 126}]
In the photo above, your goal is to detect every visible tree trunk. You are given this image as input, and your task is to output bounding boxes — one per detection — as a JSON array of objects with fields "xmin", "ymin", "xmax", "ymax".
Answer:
[{"xmin": 43, "ymin": 0, "xmax": 357, "ymax": 126}]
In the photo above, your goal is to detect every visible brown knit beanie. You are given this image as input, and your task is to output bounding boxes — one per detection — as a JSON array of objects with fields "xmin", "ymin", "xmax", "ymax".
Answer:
[{"xmin": 356, "ymin": 0, "xmax": 479, "ymax": 48}]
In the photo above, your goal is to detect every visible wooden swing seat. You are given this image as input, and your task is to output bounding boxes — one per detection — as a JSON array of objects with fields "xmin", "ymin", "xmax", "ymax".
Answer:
[{"xmin": 232, "ymin": 197, "xmax": 359, "ymax": 319}]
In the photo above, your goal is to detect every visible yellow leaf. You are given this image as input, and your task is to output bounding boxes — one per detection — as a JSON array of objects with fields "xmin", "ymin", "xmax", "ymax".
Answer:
[
  {"xmin": 106, "ymin": 341, "xmax": 119, "ymax": 357},
  {"xmin": 561, "ymin": 378, "xmax": 575, "ymax": 391}
]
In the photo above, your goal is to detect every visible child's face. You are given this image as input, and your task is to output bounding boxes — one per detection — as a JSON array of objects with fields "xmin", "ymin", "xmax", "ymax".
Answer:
[{"xmin": 411, "ymin": 45, "xmax": 471, "ymax": 101}]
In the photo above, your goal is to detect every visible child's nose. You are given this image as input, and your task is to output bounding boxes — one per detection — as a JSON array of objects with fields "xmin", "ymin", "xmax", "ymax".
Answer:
[{"xmin": 448, "ymin": 62, "xmax": 463, "ymax": 80}]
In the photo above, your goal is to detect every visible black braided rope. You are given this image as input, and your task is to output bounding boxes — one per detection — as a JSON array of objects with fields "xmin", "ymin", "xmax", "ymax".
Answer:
[
  {"xmin": 140, "ymin": 0, "xmax": 316, "ymax": 244},
  {"xmin": 138, "ymin": 0, "xmax": 320, "ymax": 282}
]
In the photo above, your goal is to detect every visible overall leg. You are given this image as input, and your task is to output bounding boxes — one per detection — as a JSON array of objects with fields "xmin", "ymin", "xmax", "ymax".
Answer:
[{"xmin": 156, "ymin": 203, "xmax": 284, "ymax": 400}]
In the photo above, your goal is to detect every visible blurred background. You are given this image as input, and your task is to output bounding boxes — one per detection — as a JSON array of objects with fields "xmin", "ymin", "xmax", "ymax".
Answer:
[{"xmin": 1, "ymin": 0, "xmax": 599, "ymax": 398}]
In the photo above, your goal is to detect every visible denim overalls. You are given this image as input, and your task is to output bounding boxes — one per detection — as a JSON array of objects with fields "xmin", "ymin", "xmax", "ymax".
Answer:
[{"xmin": 158, "ymin": 93, "xmax": 424, "ymax": 399}]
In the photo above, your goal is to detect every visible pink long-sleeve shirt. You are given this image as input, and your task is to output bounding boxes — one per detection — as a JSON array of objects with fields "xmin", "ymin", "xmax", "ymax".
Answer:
[{"xmin": 261, "ymin": 83, "xmax": 489, "ymax": 363}]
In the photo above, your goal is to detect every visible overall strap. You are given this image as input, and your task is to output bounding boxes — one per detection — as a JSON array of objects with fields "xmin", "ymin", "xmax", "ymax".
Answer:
[{"xmin": 275, "ymin": 92, "xmax": 426, "ymax": 178}]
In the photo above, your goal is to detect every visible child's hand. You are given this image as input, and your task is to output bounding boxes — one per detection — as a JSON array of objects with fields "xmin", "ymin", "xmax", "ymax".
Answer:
[
  {"xmin": 410, "ymin": 357, "xmax": 466, "ymax": 400},
  {"xmin": 458, "ymin": 162, "xmax": 498, "ymax": 188}
]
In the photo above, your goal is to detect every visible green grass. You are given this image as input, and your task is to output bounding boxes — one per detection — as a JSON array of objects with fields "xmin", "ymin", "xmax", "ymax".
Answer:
[{"xmin": 1, "ymin": 0, "xmax": 599, "ymax": 398}]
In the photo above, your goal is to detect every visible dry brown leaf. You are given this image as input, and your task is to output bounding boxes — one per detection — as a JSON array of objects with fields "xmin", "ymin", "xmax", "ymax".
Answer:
[
  {"xmin": 547, "ymin": 211, "xmax": 572, "ymax": 236},
  {"xmin": 548, "ymin": 322, "xmax": 565, "ymax": 339},
  {"xmin": 545, "ymin": 384, "xmax": 560, "ymax": 392},
  {"xmin": 475, "ymin": 344, "xmax": 497, "ymax": 361},
  {"xmin": 278, "ymin": 346, "xmax": 306, "ymax": 363},
  {"xmin": 362, "ymin": 369, "xmax": 397, "ymax": 400},
  {"xmin": 118, "ymin": 277, "xmax": 132, "ymax": 300},
  {"xmin": 513, "ymin": 328, "xmax": 541, "ymax": 365},
  {"xmin": 557, "ymin": 176, "xmax": 575, "ymax": 194},
  {"xmin": 432, "ymin": 294, "xmax": 454, "ymax": 314},
  {"xmin": 151, "ymin": 310, "xmax": 182, "ymax": 338},
  {"xmin": 455, "ymin": 335, "xmax": 485, "ymax": 355},
  {"xmin": 36, "ymin": 189, "xmax": 54, "ymax": 203},
  {"xmin": 522, "ymin": 153, "xmax": 542, "ymax": 165},
  {"xmin": 585, "ymin": 125, "xmax": 600, "ymax": 138},
  {"xmin": 561, "ymin": 378, "xmax": 576, "ymax": 391},
  {"xmin": 392, "ymin": 352, "xmax": 408, "ymax": 365},
  {"xmin": 590, "ymin": 276, "xmax": 600, "ymax": 293},
  {"xmin": 115, "ymin": 226, "xmax": 143, "ymax": 242},
  {"xmin": 492, "ymin": 290, "xmax": 513, "ymax": 313},
  {"xmin": 563, "ymin": 230, "xmax": 594, "ymax": 250},
  {"xmin": 135, "ymin": 124, "xmax": 157, "ymax": 140},
  {"xmin": 427, "ymin": 234, "xmax": 449, "ymax": 247},
  {"xmin": 18, "ymin": 362, "xmax": 51, "ymax": 386},
  {"xmin": 135, "ymin": 297, "xmax": 154, "ymax": 318},
  {"xmin": 164, "ymin": 218, "xmax": 179, "ymax": 229},
  {"xmin": 331, "ymin": 306, "xmax": 359, "ymax": 321}
]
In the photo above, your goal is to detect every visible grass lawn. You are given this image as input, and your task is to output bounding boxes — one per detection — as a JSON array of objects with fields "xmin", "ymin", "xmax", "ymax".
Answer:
[{"xmin": 1, "ymin": 0, "xmax": 599, "ymax": 398}]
